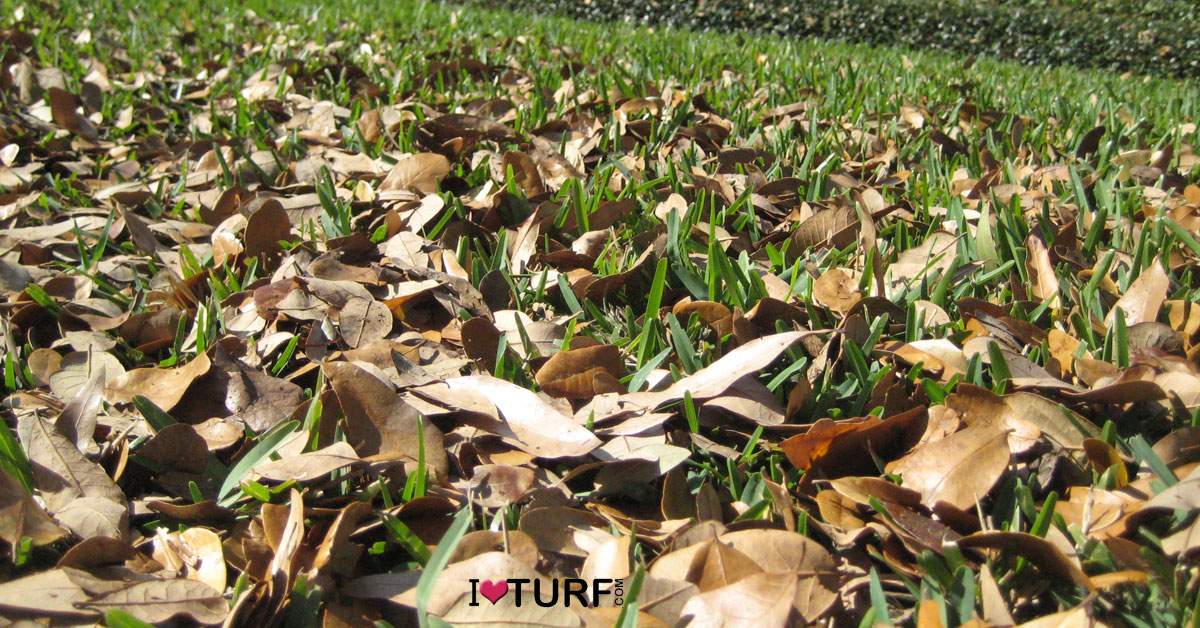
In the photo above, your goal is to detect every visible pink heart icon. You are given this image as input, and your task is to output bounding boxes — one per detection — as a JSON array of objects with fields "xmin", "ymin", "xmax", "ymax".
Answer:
[{"xmin": 479, "ymin": 579, "xmax": 509, "ymax": 604}]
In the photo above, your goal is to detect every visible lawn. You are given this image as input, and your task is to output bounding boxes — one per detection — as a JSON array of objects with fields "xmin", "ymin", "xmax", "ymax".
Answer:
[{"xmin": 1, "ymin": 0, "xmax": 1200, "ymax": 625}]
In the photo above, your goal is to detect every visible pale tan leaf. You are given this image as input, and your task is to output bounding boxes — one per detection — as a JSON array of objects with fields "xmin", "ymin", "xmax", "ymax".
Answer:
[
  {"xmin": 535, "ymin": 344, "xmax": 626, "ymax": 399},
  {"xmin": 886, "ymin": 423, "xmax": 1010, "ymax": 511},
  {"xmin": 325, "ymin": 361, "xmax": 449, "ymax": 476},
  {"xmin": 446, "ymin": 375, "xmax": 601, "ymax": 458},
  {"xmin": 18, "ymin": 416, "xmax": 127, "ymax": 539},
  {"xmin": 339, "ymin": 297, "xmax": 393, "ymax": 348},
  {"xmin": 252, "ymin": 441, "xmax": 361, "ymax": 482},
  {"xmin": 380, "ymin": 153, "xmax": 451, "ymax": 195},
  {"xmin": 105, "ymin": 353, "xmax": 211, "ymax": 410},
  {"xmin": 0, "ymin": 568, "xmax": 94, "ymax": 618},
  {"xmin": 1107, "ymin": 259, "xmax": 1168, "ymax": 326},
  {"xmin": 84, "ymin": 578, "xmax": 228, "ymax": 625},
  {"xmin": 0, "ymin": 469, "xmax": 66, "ymax": 547}
]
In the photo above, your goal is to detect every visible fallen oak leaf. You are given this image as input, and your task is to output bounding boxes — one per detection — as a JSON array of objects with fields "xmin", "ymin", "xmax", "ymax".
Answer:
[
  {"xmin": 628, "ymin": 330, "xmax": 820, "ymax": 413},
  {"xmin": 635, "ymin": 576, "xmax": 699, "ymax": 626},
  {"xmin": 812, "ymin": 267, "xmax": 861, "ymax": 315},
  {"xmin": 788, "ymin": 206, "xmax": 857, "ymax": 255},
  {"xmin": 338, "ymin": 296, "xmax": 393, "ymax": 348},
  {"xmin": 780, "ymin": 406, "xmax": 927, "ymax": 478},
  {"xmin": 311, "ymin": 500, "xmax": 374, "ymax": 580},
  {"xmin": 325, "ymin": 361, "xmax": 448, "ymax": 477},
  {"xmin": 519, "ymin": 506, "xmax": 611, "ymax": 558},
  {"xmin": 105, "ymin": 352, "xmax": 211, "ymax": 411},
  {"xmin": 460, "ymin": 316, "xmax": 502, "ymax": 372},
  {"xmin": 1025, "ymin": 234, "xmax": 1061, "ymax": 308},
  {"xmin": 146, "ymin": 500, "xmax": 237, "ymax": 525},
  {"xmin": 17, "ymin": 415, "xmax": 128, "ymax": 540},
  {"xmin": 55, "ymin": 497, "xmax": 129, "ymax": 543},
  {"xmin": 49, "ymin": 350, "xmax": 125, "ymax": 404},
  {"xmin": 0, "ymin": 467, "xmax": 66, "ymax": 547},
  {"xmin": 702, "ymin": 375, "xmax": 787, "ymax": 426},
  {"xmin": 83, "ymin": 578, "xmax": 229, "ymax": 625},
  {"xmin": 187, "ymin": 346, "xmax": 304, "ymax": 432},
  {"xmin": 957, "ymin": 531, "xmax": 1093, "ymax": 592},
  {"xmin": 580, "ymin": 534, "xmax": 632, "ymax": 584},
  {"xmin": 947, "ymin": 383, "xmax": 1099, "ymax": 450},
  {"xmin": 0, "ymin": 567, "xmax": 96, "ymax": 618},
  {"xmin": 445, "ymin": 375, "xmax": 601, "ymax": 458},
  {"xmin": 535, "ymin": 343, "xmax": 626, "ymax": 399},
  {"xmin": 54, "ymin": 370, "xmax": 103, "ymax": 453},
  {"xmin": 380, "ymin": 152, "xmax": 450, "ymax": 195},
  {"xmin": 242, "ymin": 198, "xmax": 292, "ymax": 259},
  {"xmin": 681, "ymin": 539, "xmax": 764, "ymax": 593},
  {"xmin": 649, "ymin": 527, "xmax": 839, "ymax": 619},
  {"xmin": 885, "ymin": 423, "xmax": 1011, "ymax": 511},
  {"xmin": 57, "ymin": 536, "xmax": 136, "ymax": 570},
  {"xmin": 251, "ymin": 440, "xmax": 362, "ymax": 483},
  {"xmin": 460, "ymin": 464, "xmax": 537, "ymax": 508},
  {"xmin": 677, "ymin": 571, "xmax": 804, "ymax": 627},
  {"xmin": 151, "ymin": 526, "xmax": 227, "ymax": 593},
  {"xmin": 1107, "ymin": 259, "xmax": 1168, "ymax": 326},
  {"xmin": 593, "ymin": 444, "xmax": 691, "ymax": 496}
]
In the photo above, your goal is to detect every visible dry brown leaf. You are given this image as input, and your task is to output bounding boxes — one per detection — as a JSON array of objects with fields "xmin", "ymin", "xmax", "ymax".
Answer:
[
  {"xmin": 54, "ymin": 370, "xmax": 103, "ymax": 452},
  {"xmin": 380, "ymin": 153, "xmax": 451, "ymax": 195},
  {"xmin": 152, "ymin": 527, "xmax": 227, "ymax": 593},
  {"xmin": 18, "ymin": 416, "xmax": 127, "ymax": 540},
  {"xmin": 57, "ymin": 536, "xmax": 136, "ymax": 570},
  {"xmin": 789, "ymin": 206, "xmax": 857, "ymax": 253},
  {"xmin": 642, "ymin": 330, "xmax": 815, "ymax": 406},
  {"xmin": 1140, "ymin": 465, "xmax": 1200, "ymax": 513},
  {"xmin": 519, "ymin": 506, "xmax": 610, "ymax": 558},
  {"xmin": 780, "ymin": 406, "xmax": 926, "ymax": 477},
  {"xmin": 673, "ymin": 539, "xmax": 760, "ymax": 592},
  {"xmin": 105, "ymin": 352, "xmax": 211, "ymax": 410},
  {"xmin": 1160, "ymin": 510, "xmax": 1200, "ymax": 557},
  {"xmin": 947, "ymin": 384, "xmax": 1099, "ymax": 450},
  {"xmin": 829, "ymin": 476, "xmax": 923, "ymax": 509},
  {"xmin": 310, "ymin": 501, "xmax": 374, "ymax": 581},
  {"xmin": 243, "ymin": 199, "xmax": 292, "ymax": 259},
  {"xmin": 1167, "ymin": 299, "xmax": 1200, "ymax": 337},
  {"xmin": 449, "ymin": 530, "xmax": 540, "ymax": 567},
  {"xmin": 1025, "ymin": 234, "xmax": 1060, "ymax": 307},
  {"xmin": 1016, "ymin": 606, "xmax": 1106, "ymax": 628},
  {"xmin": 677, "ymin": 571, "xmax": 800, "ymax": 628},
  {"xmin": 535, "ymin": 344, "xmax": 626, "ymax": 399},
  {"xmin": 338, "ymin": 296, "xmax": 393, "ymax": 348},
  {"xmin": 445, "ymin": 375, "xmax": 601, "ymax": 458},
  {"xmin": 325, "ymin": 361, "xmax": 448, "ymax": 476},
  {"xmin": 84, "ymin": 578, "xmax": 229, "ymax": 625},
  {"xmin": 812, "ymin": 267, "xmax": 861, "ymax": 314},
  {"xmin": 918, "ymin": 598, "xmax": 946, "ymax": 628},
  {"xmin": 49, "ymin": 350, "xmax": 125, "ymax": 403},
  {"xmin": 959, "ymin": 531, "xmax": 1093, "ymax": 591},
  {"xmin": 580, "ymin": 534, "xmax": 632, "ymax": 584},
  {"xmin": 0, "ymin": 468, "xmax": 66, "ymax": 547},
  {"xmin": 886, "ymin": 423, "xmax": 1010, "ymax": 511},
  {"xmin": 187, "ymin": 347, "xmax": 303, "ymax": 432},
  {"xmin": 252, "ymin": 441, "xmax": 362, "ymax": 482},
  {"xmin": 463, "ymin": 464, "xmax": 537, "ymax": 508},
  {"xmin": 1107, "ymin": 259, "xmax": 1168, "ymax": 326},
  {"xmin": 980, "ymin": 564, "xmax": 1015, "ymax": 626},
  {"xmin": 0, "ymin": 567, "xmax": 95, "ymax": 618}
]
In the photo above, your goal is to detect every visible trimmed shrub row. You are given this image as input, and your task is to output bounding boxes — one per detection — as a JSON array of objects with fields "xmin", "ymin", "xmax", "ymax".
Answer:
[{"xmin": 477, "ymin": 0, "xmax": 1200, "ymax": 78}]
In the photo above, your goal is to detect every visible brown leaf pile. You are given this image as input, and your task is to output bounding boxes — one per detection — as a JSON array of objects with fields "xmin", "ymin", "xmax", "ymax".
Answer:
[{"xmin": 2, "ymin": 1, "xmax": 1200, "ymax": 626}]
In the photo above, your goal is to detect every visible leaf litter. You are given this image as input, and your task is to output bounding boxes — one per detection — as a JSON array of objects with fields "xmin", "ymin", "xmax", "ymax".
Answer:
[{"xmin": 1, "ymin": 0, "xmax": 1200, "ymax": 625}]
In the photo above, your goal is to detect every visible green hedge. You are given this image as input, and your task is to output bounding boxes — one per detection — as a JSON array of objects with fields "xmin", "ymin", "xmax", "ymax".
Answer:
[{"xmin": 477, "ymin": 0, "xmax": 1200, "ymax": 78}]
